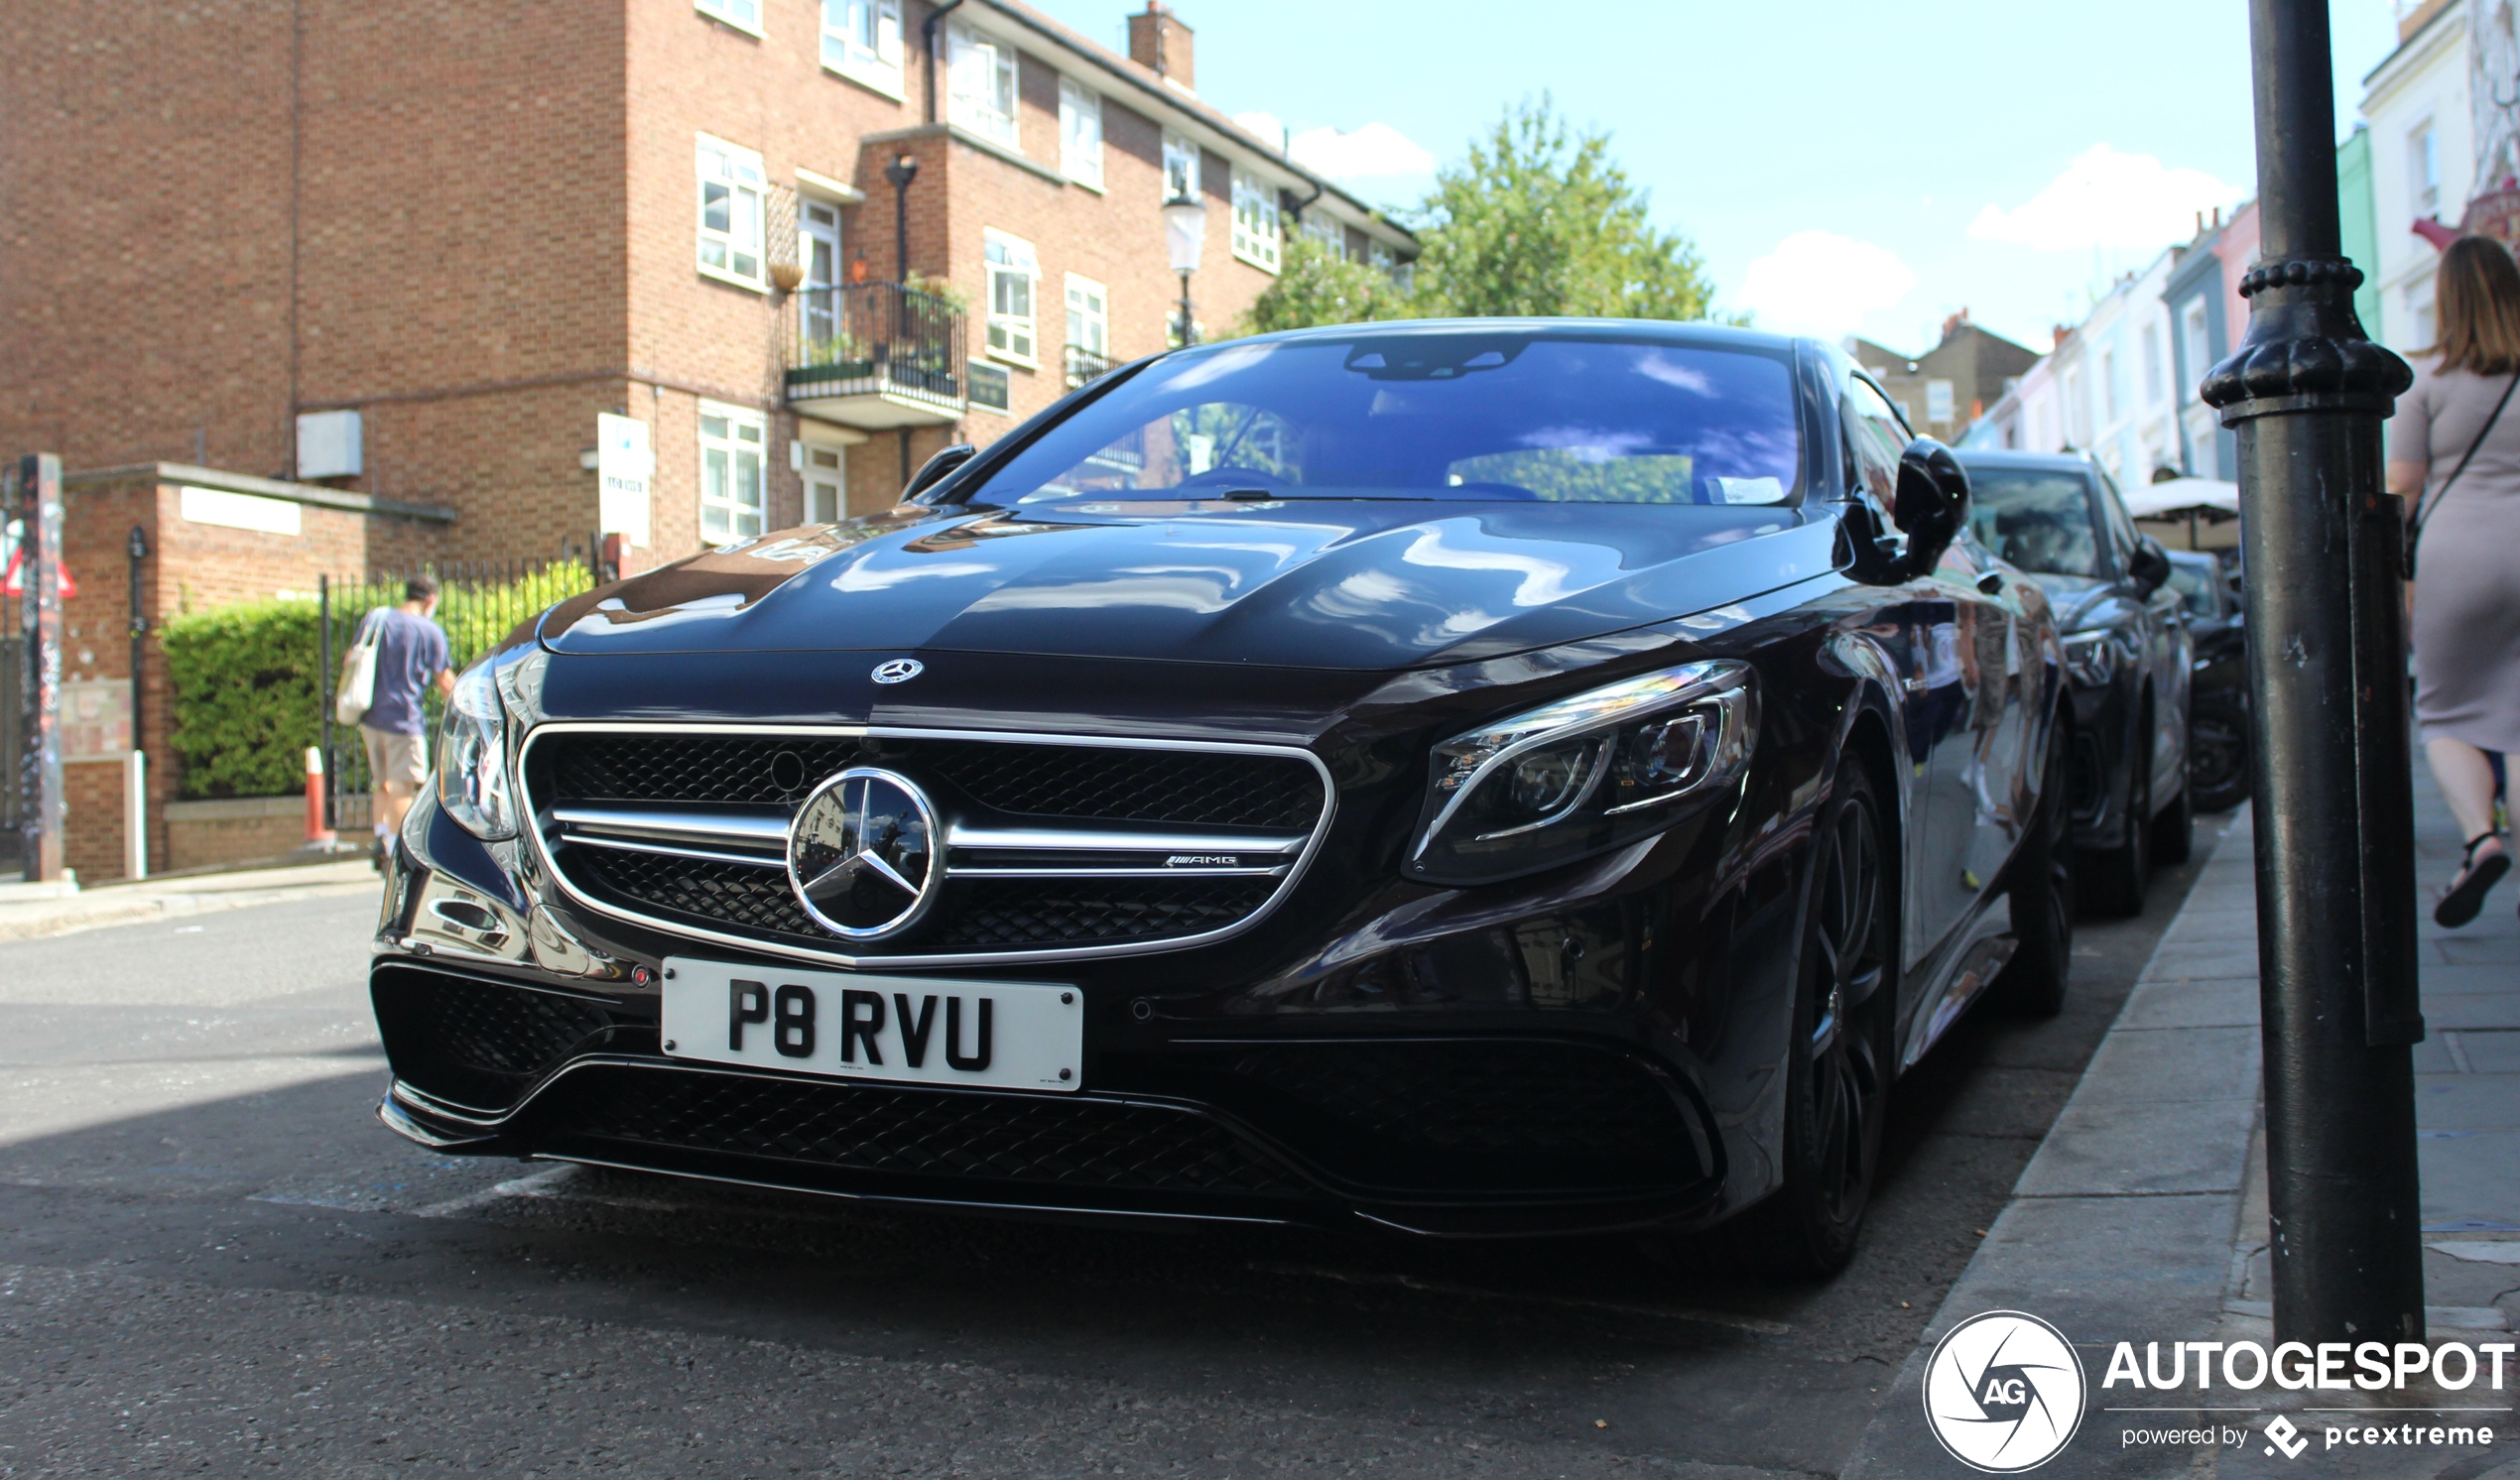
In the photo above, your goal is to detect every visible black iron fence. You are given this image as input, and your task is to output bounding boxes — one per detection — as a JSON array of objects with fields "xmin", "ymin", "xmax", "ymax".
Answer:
[
  {"xmin": 786, "ymin": 281, "xmax": 966, "ymax": 416},
  {"xmin": 1065, "ymin": 344, "xmax": 1117, "ymax": 390},
  {"xmin": 0, "ymin": 633, "xmax": 20, "ymax": 875},
  {"xmin": 317, "ymin": 555, "xmax": 597, "ymax": 826}
]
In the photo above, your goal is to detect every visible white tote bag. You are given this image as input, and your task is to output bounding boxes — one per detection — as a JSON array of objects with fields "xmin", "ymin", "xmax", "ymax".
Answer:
[{"xmin": 334, "ymin": 609, "xmax": 386, "ymax": 726}]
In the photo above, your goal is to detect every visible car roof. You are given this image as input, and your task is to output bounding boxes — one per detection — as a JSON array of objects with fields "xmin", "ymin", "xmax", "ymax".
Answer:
[{"xmin": 1950, "ymin": 447, "xmax": 2094, "ymax": 474}]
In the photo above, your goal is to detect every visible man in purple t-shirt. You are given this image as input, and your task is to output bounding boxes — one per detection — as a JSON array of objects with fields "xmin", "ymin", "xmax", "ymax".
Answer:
[{"xmin": 358, "ymin": 574, "xmax": 454, "ymax": 867}]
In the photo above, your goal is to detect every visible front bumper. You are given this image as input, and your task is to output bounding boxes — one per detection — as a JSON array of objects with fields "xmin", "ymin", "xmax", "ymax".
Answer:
[{"xmin": 372, "ymin": 802, "xmax": 1737, "ymax": 1238}]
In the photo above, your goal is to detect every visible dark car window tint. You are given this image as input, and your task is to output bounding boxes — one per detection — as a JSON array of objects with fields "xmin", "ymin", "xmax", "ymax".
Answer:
[
  {"xmin": 967, "ymin": 334, "xmax": 1803, "ymax": 506},
  {"xmin": 2165, "ymin": 560, "xmax": 2220, "ymax": 617},
  {"xmin": 1965, "ymin": 470, "xmax": 2101, "ymax": 576},
  {"xmin": 2094, "ymin": 466, "xmax": 2142, "ymax": 563}
]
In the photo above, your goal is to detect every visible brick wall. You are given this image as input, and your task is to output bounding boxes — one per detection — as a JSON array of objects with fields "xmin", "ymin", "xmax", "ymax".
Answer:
[
  {"xmin": 54, "ymin": 465, "xmax": 453, "ymax": 878},
  {"xmin": 7, "ymin": 0, "xmax": 1411, "ymax": 578}
]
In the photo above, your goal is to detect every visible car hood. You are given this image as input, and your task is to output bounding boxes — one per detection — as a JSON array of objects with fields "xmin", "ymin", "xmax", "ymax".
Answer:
[
  {"xmin": 541, "ymin": 500, "xmax": 1843, "ymax": 671},
  {"xmin": 2017, "ymin": 570, "xmax": 2114, "ymax": 630}
]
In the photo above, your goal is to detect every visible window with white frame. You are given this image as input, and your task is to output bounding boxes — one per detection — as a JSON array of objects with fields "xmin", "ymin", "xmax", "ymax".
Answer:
[
  {"xmin": 1066, "ymin": 274, "xmax": 1107, "ymax": 357},
  {"xmin": 695, "ymin": 0, "xmax": 762, "ymax": 35},
  {"xmin": 695, "ymin": 135, "xmax": 767, "ymax": 287},
  {"xmin": 698, "ymin": 402, "xmax": 767, "ymax": 543},
  {"xmin": 1162, "ymin": 131, "xmax": 1200, "ymax": 201},
  {"xmin": 820, "ymin": 0, "xmax": 902, "ymax": 92},
  {"xmin": 1925, "ymin": 379, "xmax": 1954, "ymax": 424},
  {"xmin": 1230, "ymin": 168, "xmax": 1281, "ymax": 271},
  {"xmin": 1366, "ymin": 239, "xmax": 1414, "ymax": 293},
  {"xmin": 984, "ymin": 230, "xmax": 1040, "ymax": 364},
  {"xmin": 802, "ymin": 442, "xmax": 846, "ymax": 525},
  {"xmin": 2099, "ymin": 348, "xmax": 2119, "ymax": 422},
  {"xmin": 946, "ymin": 21, "xmax": 1018, "ymax": 147},
  {"xmin": 2141, "ymin": 323, "xmax": 2166, "ymax": 406},
  {"xmin": 1059, "ymin": 76, "xmax": 1102, "ymax": 188},
  {"xmin": 800, "ymin": 198, "xmax": 842, "ymax": 352},
  {"xmin": 2411, "ymin": 120, "xmax": 2441, "ymax": 217},
  {"xmin": 2181, "ymin": 301, "xmax": 2210, "ymax": 401},
  {"xmin": 1301, "ymin": 213, "xmax": 1344, "ymax": 256}
]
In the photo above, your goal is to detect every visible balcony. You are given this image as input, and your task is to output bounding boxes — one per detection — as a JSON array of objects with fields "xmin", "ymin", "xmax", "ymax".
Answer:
[
  {"xmin": 1064, "ymin": 344, "xmax": 1118, "ymax": 391},
  {"xmin": 785, "ymin": 282, "xmax": 967, "ymax": 430}
]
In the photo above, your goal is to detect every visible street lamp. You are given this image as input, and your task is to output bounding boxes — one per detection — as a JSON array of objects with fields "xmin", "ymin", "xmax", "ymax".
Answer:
[
  {"xmin": 883, "ymin": 154, "xmax": 918, "ymax": 284},
  {"xmin": 1163, "ymin": 193, "xmax": 1207, "ymax": 346},
  {"xmin": 2199, "ymin": 0, "xmax": 2425, "ymax": 1346}
]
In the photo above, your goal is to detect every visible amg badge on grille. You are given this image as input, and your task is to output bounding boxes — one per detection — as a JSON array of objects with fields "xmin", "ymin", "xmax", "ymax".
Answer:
[{"xmin": 787, "ymin": 768, "xmax": 939, "ymax": 940}]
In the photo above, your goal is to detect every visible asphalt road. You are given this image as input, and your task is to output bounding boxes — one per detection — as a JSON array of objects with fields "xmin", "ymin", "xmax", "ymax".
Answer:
[{"xmin": 0, "ymin": 821, "xmax": 2226, "ymax": 1478}]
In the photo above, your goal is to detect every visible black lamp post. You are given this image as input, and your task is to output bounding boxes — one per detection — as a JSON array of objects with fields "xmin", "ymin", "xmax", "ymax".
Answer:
[
  {"xmin": 126, "ymin": 524, "xmax": 148, "ymax": 764},
  {"xmin": 2199, "ymin": 0, "xmax": 2426, "ymax": 1345},
  {"xmin": 1163, "ymin": 193, "xmax": 1207, "ymax": 346}
]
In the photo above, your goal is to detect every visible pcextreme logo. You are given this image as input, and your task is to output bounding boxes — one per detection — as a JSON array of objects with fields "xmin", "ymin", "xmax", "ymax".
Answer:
[{"xmin": 1923, "ymin": 1310, "xmax": 2089, "ymax": 1472}]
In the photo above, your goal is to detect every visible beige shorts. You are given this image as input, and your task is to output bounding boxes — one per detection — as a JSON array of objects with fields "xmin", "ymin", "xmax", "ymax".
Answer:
[{"xmin": 361, "ymin": 725, "xmax": 431, "ymax": 789}]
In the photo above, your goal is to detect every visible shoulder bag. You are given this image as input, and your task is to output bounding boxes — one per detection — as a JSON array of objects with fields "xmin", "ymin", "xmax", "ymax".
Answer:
[
  {"xmin": 2406, "ymin": 370, "xmax": 2520, "ymax": 580},
  {"xmin": 334, "ymin": 609, "xmax": 387, "ymax": 726}
]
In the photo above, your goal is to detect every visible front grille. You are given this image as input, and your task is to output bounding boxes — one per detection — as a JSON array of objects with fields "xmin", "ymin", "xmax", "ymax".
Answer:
[
  {"xmin": 539, "ymin": 730, "xmax": 1322, "ymax": 828},
  {"xmin": 570, "ymin": 847, "xmax": 1274, "ymax": 953},
  {"xmin": 372, "ymin": 966, "xmax": 638, "ymax": 1112},
  {"xmin": 534, "ymin": 1064, "xmax": 1305, "ymax": 1198},
  {"xmin": 530, "ymin": 727, "xmax": 1329, "ymax": 960}
]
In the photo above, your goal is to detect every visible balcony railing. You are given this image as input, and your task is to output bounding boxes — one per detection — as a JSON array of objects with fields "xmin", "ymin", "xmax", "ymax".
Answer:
[
  {"xmin": 786, "ymin": 281, "xmax": 967, "ymax": 429},
  {"xmin": 1064, "ymin": 343, "xmax": 1118, "ymax": 391}
]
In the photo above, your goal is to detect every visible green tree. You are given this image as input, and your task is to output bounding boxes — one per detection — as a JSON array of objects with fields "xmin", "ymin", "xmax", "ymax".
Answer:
[
  {"xmin": 1238, "ymin": 232, "xmax": 1415, "ymax": 335},
  {"xmin": 1410, "ymin": 95, "xmax": 1726, "ymax": 322}
]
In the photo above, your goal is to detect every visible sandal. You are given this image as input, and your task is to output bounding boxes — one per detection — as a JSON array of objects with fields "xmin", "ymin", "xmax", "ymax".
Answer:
[{"xmin": 2436, "ymin": 831, "xmax": 2510, "ymax": 928}]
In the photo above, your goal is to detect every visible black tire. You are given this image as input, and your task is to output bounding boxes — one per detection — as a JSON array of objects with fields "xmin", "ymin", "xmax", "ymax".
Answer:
[
  {"xmin": 2151, "ymin": 771, "xmax": 2194, "ymax": 866},
  {"xmin": 1997, "ymin": 713, "xmax": 2076, "ymax": 1018},
  {"xmin": 2080, "ymin": 718, "xmax": 2152, "ymax": 918},
  {"xmin": 1731, "ymin": 760, "xmax": 1896, "ymax": 1280},
  {"xmin": 2187, "ymin": 695, "xmax": 2251, "ymax": 813}
]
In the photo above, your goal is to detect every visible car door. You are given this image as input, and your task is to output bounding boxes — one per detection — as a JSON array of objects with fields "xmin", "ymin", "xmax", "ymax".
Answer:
[
  {"xmin": 1843, "ymin": 377, "xmax": 2024, "ymax": 954},
  {"xmin": 2094, "ymin": 468, "xmax": 2189, "ymax": 806}
]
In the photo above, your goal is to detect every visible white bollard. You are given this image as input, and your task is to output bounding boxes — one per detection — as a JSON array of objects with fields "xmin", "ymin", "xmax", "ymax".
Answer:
[{"xmin": 123, "ymin": 750, "xmax": 148, "ymax": 881}]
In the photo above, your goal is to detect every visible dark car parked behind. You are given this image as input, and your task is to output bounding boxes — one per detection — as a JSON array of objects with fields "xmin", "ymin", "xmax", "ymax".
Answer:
[
  {"xmin": 1955, "ymin": 448, "xmax": 2192, "ymax": 914},
  {"xmin": 2164, "ymin": 549, "xmax": 2249, "ymax": 814}
]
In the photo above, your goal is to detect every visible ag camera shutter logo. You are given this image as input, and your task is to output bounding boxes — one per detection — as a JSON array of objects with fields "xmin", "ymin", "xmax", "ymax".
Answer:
[{"xmin": 1923, "ymin": 1310, "xmax": 2088, "ymax": 1471}]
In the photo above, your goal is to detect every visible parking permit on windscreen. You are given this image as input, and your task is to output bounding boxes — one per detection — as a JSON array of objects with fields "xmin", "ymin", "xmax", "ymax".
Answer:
[{"xmin": 659, "ymin": 959, "xmax": 1083, "ymax": 1093}]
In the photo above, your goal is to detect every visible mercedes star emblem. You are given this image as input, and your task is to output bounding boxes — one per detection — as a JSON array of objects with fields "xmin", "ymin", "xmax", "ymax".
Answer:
[
  {"xmin": 871, "ymin": 658, "xmax": 924, "ymax": 683},
  {"xmin": 787, "ymin": 768, "xmax": 940, "ymax": 940}
]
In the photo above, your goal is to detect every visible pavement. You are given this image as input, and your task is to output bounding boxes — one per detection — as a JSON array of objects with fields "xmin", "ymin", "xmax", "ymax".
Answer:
[
  {"xmin": 0, "ymin": 857, "xmax": 382, "ymax": 941},
  {"xmin": 1844, "ymin": 769, "xmax": 2520, "ymax": 1480}
]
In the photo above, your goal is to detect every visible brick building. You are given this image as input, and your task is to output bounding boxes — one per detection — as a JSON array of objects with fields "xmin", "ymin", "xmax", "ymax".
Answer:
[
  {"xmin": 1848, "ymin": 314, "xmax": 2041, "ymax": 446},
  {"xmin": 1, "ymin": 0, "xmax": 1417, "ymax": 565}
]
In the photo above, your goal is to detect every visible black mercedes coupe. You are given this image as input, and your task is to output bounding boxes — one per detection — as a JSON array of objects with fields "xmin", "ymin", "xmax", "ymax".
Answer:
[{"xmin": 375, "ymin": 321, "xmax": 2070, "ymax": 1275}]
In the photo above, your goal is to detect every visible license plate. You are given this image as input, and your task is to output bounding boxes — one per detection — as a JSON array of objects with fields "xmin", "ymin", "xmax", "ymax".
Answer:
[{"xmin": 660, "ymin": 958, "xmax": 1082, "ymax": 1093}]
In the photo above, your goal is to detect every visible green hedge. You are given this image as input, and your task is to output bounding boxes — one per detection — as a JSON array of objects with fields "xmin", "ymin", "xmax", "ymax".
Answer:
[
  {"xmin": 161, "ymin": 564, "xmax": 595, "ymax": 800},
  {"xmin": 161, "ymin": 597, "xmax": 326, "ymax": 800}
]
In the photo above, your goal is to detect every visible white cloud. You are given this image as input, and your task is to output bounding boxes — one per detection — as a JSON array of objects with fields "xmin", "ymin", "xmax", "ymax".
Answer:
[
  {"xmin": 1232, "ymin": 113, "xmax": 1437, "ymax": 185},
  {"xmin": 1967, "ymin": 144, "xmax": 2243, "ymax": 251},
  {"xmin": 1736, "ymin": 231, "xmax": 1917, "ymax": 338}
]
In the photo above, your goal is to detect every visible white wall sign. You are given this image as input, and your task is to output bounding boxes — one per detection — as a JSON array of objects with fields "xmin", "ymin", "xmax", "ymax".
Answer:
[
  {"xmin": 62, "ymin": 678, "xmax": 132, "ymax": 759},
  {"xmin": 180, "ymin": 485, "xmax": 303, "ymax": 536},
  {"xmin": 596, "ymin": 413, "xmax": 654, "ymax": 550}
]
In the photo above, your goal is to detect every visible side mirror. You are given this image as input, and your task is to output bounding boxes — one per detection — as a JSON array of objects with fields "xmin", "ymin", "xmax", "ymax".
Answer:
[
  {"xmin": 2127, "ymin": 535, "xmax": 2172, "ymax": 595},
  {"xmin": 903, "ymin": 443, "xmax": 977, "ymax": 502},
  {"xmin": 1893, "ymin": 437, "xmax": 1970, "ymax": 576}
]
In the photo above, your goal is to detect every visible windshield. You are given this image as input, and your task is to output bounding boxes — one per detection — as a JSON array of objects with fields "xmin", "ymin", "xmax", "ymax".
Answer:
[
  {"xmin": 1966, "ymin": 469, "xmax": 2101, "ymax": 577},
  {"xmin": 965, "ymin": 333, "xmax": 1804, "ymax": 507},
  {"xmin": 2164, "ymin": 559, "xmax": 2222, "ymax": 617}
]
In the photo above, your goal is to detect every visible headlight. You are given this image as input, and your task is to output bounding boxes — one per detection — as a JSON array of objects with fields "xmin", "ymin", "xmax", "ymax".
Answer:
[
  {"xmin": 2063, "ymin": 630, "xmax": 2118, "ymax": 688},
  {"xmin": 437, "ymin": 660, "xmax": 517, "ymax": 839},
  {"xmin": 1406, "ymin": 661, "xmax": 1756, "ymax": 886}
]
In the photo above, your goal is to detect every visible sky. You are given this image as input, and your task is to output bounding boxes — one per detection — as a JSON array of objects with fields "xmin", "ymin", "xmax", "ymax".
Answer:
[{"xmin": 1026, "ymin": 0, "xmax": 2412, "ymax": 356}]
